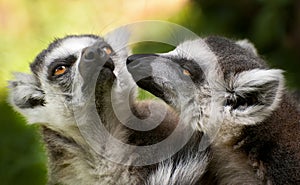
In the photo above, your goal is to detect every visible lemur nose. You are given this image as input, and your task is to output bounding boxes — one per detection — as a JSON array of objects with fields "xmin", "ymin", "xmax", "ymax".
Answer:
[
  {"xmin": 83, "ymin": 49, "xmax": 96, "ymax": 60},
  {"xmin": 126, "ymin": 54, "xmax": 159, "ymax": 65},
  {"xmin": 103, "ymin": 58, "xmax": 115, "ymax": 71},
  {"xmin": 82, "ymin": 42, "xmax": 109, "ymax": 62},
  {"xmin": 78, "ymin": 41, "xmax": 115, "ymax": 78}
]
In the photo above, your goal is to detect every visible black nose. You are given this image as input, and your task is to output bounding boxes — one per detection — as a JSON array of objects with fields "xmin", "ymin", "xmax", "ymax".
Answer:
[
  {"xmin": 82, "ymin": 41, "xmax": 109, "ymax": 62},
  {"xmin": 126, "ymin": 54, "xmax": 158, "ymax": 65},
  {"xmin": 103, "ymin": 58, "xmax": 115, "ymax": 71}
]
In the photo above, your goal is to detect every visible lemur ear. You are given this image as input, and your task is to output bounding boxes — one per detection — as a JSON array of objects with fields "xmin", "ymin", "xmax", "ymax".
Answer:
[
  {"xmin": 224, "ymin": 69, "xmax": 284, "ymax": 125},
  {"xmin": 104, "ymin": 27, "xmax": 132, "ymax": 77},
  {"xmin": 8, "ymin": 73, "xmax": 46, "ymax": 122},
  {"xmin": 104, "ymin": 27, "xmax": 131, "ymax": 57},
  {"xmin": 236, "ymin": 39, "xmax": 258, "ymax": 56}
]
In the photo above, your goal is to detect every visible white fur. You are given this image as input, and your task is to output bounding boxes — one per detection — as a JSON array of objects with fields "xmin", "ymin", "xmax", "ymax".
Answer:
[
  {"xmin": 169, "ymin": 39, "xmax": 224, "ymax": 136},
  {"xmin": 156, "ymin": 38, "xmax": 285, "ymax": 146},
  {"xmin": 131, "ymin": 37, "xmax": 288, "ymax": 184},
  {"xmin": 44, "ymin": 37, "xmax": 98, "ymax": 66},
  {"xmin": 170, "ymin": 39, "xmax": 219, "ymax": 75},
  {"xmin": 8, "ymin": 34, "xmax": 141, "ymax": 185},
  {"xmin": 147, "ymin": 152, "xmax": 208, "ymax": 185},
  {"xmin": 226, "ymin": 69, "xmax": 285, "ymax": 125},
  {"xmin": 105, "ymin": 28, "xmax": 139, "ymax": 127},
  {"xmin": 236, "ymin": 39, "xmax": 258, "ymax": 56}
]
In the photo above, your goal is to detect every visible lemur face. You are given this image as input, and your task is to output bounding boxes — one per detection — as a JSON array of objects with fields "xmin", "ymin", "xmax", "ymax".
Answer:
[
  {"xmin": 127, "ymin": 36, "xmax": 284, "ymax": 138},
  {"xmin": 9, "ymin": 34, "xmax": 124, "ymax": 134},
  {"xmin": 31, "ymin": 35, "xmax": 115, "ymax": 96}
]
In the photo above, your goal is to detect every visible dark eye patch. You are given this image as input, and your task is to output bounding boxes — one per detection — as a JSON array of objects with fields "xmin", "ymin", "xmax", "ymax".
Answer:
[
  {"xmin": 176, "ymin": 58, "xmax": 205, "ymax": 84},
  {"xmin": 160, "ymin": 56, "xmax": 205, "ymax": 84},
  {"xmin": 47, "ymin": 55, "xmax": 77, "ymax": 80}
]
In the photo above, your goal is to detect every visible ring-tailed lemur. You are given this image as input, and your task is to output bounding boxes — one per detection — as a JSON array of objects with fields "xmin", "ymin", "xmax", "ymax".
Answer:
[
  {"xmin": 127, "ymin": 36, "xmax": 300, "ymax": 184},
  {"xmin": 8, "ymin": 33, "xmax": 208, "ymax": 185}
]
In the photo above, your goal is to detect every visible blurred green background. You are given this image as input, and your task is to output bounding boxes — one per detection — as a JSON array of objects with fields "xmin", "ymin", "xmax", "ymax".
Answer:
[{"xmin": 0, "ymin": 0, "xmax": 299, "ymax": 184}]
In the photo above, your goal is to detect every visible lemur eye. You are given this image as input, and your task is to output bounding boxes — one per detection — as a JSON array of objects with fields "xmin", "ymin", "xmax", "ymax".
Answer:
[
  {"xmin": 54, "ymin": 66, "xmax": 68, "ymax": 76},
  {"xmin": 103, "ymin": 47, "xmax": 112, "ymax": 55},
  {"xmin": 183, "ymin": 69, "xmax": 191, "ymax": 76}
]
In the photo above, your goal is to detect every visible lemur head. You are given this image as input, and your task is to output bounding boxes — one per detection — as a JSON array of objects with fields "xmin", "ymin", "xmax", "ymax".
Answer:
[
  {"xmin": 9, "ymin": 33, "xmax": 132, "ymax": 136},
  {"xmin": 127, "ymin": 36, "xmax": 284, "ymax": 141}
]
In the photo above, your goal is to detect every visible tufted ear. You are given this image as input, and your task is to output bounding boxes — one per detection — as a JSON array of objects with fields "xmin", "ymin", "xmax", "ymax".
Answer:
[
  {"xmin": 236, "ymin": 39, "xmax": 258, "ymax": 56},
  {"xmin": 8, "ymin": 73, "xmax": 46, "ymax": 123},
  {"xmin": 104, "ymin": 27, "xmax": 131, "ymax": 58},
  {"xmin": 224, "ymin": 69, "xmax": 284, "ymax": 125},
  {"xmin": 104, "ymin": 27, "xmax": 133, "ymax": 77}
]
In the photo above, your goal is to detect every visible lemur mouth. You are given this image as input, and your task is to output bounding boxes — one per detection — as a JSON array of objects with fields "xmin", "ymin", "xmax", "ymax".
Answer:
[{"xmin": 103, "ymin": 58, "xmax": 115, "ymax": 71}]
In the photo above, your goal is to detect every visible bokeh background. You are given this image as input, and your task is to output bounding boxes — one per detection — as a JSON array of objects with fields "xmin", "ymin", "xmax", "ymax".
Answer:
[{"xmin": 1, "ymin": 0, "xmax": 299, "ymax": 184}]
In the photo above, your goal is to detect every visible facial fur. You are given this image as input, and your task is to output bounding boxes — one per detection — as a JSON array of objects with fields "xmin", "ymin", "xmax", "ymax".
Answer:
[
  {"xmin": 127, "ymin": 36, "xmax": 300, "ymax": 184},
  {"xmin": 127, "ymin": 36, "xmax": 284, "ymax": 144},
  {"xmin": 8, "ymin": 32, "xmax": 210, "ymax": 185},
  {"xmin": 8, "ymin": 33, "xmax": 143, "ymax": 184}
]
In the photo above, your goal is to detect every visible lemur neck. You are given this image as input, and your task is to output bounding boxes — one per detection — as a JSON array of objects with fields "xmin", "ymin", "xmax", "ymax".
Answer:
[
  {"xmin": 235, "ymin": 93, "xmax": 300, "ymax": 183},
  {"xmin": 239, "ymin": 94, "xmax": 300, "ymax": 157}
]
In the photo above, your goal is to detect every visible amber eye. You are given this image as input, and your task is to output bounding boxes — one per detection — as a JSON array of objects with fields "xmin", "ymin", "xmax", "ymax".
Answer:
[
  {"xmin": 183, "ymin": 69, "xmax": 191, "ymax": 76},
  {"xmin": 103, "ymin": 47, "xmax": 112, "ymax": 55},
  {"xmin": 54, "ymin": 65, "xmax": 68, "ymax": 76}
]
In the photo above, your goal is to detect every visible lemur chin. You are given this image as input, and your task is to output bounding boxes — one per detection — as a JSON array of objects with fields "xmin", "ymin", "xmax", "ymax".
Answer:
[{"xmin": 127, "ymin": 36, "xmax": 300, "ymax": 185}]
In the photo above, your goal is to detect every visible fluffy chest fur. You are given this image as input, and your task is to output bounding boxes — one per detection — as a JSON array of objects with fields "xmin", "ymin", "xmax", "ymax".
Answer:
[{"xmin": 42, "ymin": 127, "xmax": 142, "ymax": 185}]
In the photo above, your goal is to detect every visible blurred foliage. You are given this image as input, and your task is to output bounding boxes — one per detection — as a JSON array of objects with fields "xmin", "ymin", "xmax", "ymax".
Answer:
[
  {"xmin": 170, "ymin": 0, "xmax": 300, "ymax": 89},
  {"xmin": 0, "ymin": 93, "xmax": 47, "ymax": 185},
  {"xmin": 0, "ymin": 0, "xmax": 299, "ymax": 184}
]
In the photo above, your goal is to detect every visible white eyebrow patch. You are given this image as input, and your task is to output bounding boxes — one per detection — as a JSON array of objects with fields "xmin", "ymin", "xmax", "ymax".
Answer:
[
  {"xmin": 44, "ymin": 37, "xmax": 99, "ymax": 65},
  {"xmin": 175, "ymin": 39, "xmax": 218, "ymax": 67}
]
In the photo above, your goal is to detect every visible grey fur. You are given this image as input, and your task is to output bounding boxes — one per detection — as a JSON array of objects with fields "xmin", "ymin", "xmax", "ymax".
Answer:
[
  {"xmin": 147, "ymin": 145, "xmax": 209, "ymax": 185},
  {"xmin": 8, "ymin": 34, "xmax": 190, "ymax": 185},
  {"xmin": 127, "ymin": 36, "xmax": 300, "ymax": 185}
]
